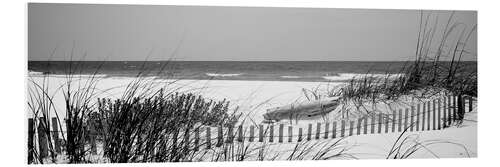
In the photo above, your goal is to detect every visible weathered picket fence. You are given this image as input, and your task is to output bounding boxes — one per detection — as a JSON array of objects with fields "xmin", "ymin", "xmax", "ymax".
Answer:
[{"xmin": 27, "ymin": 95, "xmax": 474, "ymax": 163}]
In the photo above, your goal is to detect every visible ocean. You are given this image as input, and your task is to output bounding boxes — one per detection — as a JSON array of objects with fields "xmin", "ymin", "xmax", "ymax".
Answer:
[{"xmin": 28, "ymin": 61, "xmax": 477, "ymax": 82}]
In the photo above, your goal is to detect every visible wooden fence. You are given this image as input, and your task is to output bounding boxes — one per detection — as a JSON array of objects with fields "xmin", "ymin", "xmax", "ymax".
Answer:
[{"xmin": 27, "ymin": 95, "xmax": 474, "ymax": 163}]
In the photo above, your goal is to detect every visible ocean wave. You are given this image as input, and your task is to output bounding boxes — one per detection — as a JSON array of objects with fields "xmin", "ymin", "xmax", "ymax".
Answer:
[
  {"xmin": 280, "ymin": 76, "xmax": 301, "ymax": 79},
  {"xmin": 322, "ymin": 73, "xmax": 404, "ymax": 81},
  {"xmin": 206, "ymin": 73, "xmax": 242, "ymax": 77},
  {"xmin": 28, "ymin": 71, "xmax": 45, "ymax": 75},
  {"xmin": 28, "ymin": 72, "xmax": 108, "ymax": 78}
]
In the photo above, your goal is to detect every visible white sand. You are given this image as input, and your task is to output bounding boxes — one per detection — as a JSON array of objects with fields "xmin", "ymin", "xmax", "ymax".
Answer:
[{"xmin": 26, "ymin": 75, "xmax": 477, "ymax": 161}]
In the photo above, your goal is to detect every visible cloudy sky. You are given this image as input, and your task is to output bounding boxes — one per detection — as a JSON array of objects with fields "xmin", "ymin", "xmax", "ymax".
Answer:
[{"xmin": 28, "ymin": 3, "xmax": 477, "ymax": 61}]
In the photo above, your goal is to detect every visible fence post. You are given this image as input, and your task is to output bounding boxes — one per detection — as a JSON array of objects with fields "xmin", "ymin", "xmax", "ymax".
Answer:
[
  {"xmin": 288, "ymin": 126, "xmax": 293, "ymax": 142},
  {"xmin": 404, "ymin": 108, "xmax": 409, "ymax": 131},
  {"xmin": 324, "ymin": 123, "xmax": 330, "ymax": 139},
  {"xmin": 37, "ymin": 117, "xmax": 48, "ymax": 159},
  {"xmin": 279, "ymin": 124, "xmax": 284, "ymax": 143},
  {"xmin": 371, "ymin": 114, "xmax": 375, "ymax": 134},
  {"xmin": 416, "ymin": 104, "xmax": 420, "ymax": 131},
  {"xmin": 206, "ymin": 127, "xmax": 211, "ymax": 149},
  {"xmin": 249, "ymin": 125, "xmax": 254, "ymax": 142},
  {"xmin": 340, "ymin": 120, "xmax": 345, "ymax": 137},
  {"xmin": 332, "ymin": 121, "xmax": 337, "ymax": 138},
  {"xmin": 269, "ymin": 125, "xmax": 274, "ymax": 142},
  {"xmin": 298, "ymin": 128, "xmax": 303, "ymax": 142},
  {"xmin": 307, "ymin": 124, "xmax": 312, "ymax": 141},
  {"xmin": 216, "ymin": 126, "xmax": 223, "ymax": 147},
  {"xmin": 392, "ymin": 110, "xmax": 396, "ymax": 133},
  {"xmin": 398, "ymin": 109, "xmax": 402, "ymax": 132},
  {"xmin": 194, "ymin": 128, "xmax": 200, "ymax": 151},
  {"xmin": 378, "ymin": 113, "xmax": 382, "ymax": 134},
  {"xmin": 469, "ymin": 96, "xmax": 473, "ymax": 112},
  {"xmin": 349, "ymin": 121, "xmax": 354, "ymax": 136},
  {"xmin": 356, "ymin": 118, "xmax": 362, "ymax": 135},
  {"xmin": 438, "ymin": 98, "xmax": 442, "ymax": 130},
  {"xmin": 237, "ymin": 125, "xmax": 243, "ymax": 142},
  {"xmin": 28, "ymin": 118, "xmax": 34, "ymax": 164},
  {"xmin": 427, "ymin": 101, "xmax": 431, "ymax": 131},
  {"xmin": 259, "ymin": 125, "xmax": 264, "ymax": 142}
]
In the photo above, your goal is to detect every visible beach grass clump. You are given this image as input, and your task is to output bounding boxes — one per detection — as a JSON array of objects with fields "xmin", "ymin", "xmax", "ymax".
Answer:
[
  {"xmin": 94, "ymin": 89, "xmax": 238, "ymax": 162},
  {"xmin": 61, "ymin": 61, "xmax": 106, "ymax": 163}
]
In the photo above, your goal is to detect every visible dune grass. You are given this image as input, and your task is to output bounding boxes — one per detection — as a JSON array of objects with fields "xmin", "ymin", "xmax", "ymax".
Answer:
[{"xmin": 324, "ymin": 11, "xmax": 476, "ymax": 122}]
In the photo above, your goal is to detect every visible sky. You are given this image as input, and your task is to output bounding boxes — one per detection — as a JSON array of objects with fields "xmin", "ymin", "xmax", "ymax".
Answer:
[{"xmin": 28, "ymin": 3, "xmax": 477, "ymax": 61}]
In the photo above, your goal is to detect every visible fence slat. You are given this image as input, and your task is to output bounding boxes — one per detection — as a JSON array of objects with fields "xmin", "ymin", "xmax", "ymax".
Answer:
[
  {"xmin": 460, "ymin": 95, "xmax": 465, "ymax": 120},
  {"xmin": 37, "ymin": 117, "xmax": 48, "ymax": 159},
  {"xmin": 438, "ymin": 98, "xmax": 442, "ymax": 130},
  {"xmin": 378, "ymin": 113, "xmax": 382, "ymax": 134},
  {"xmin": 279, "ymin": 124, "xmax": 284, "ymax": 143},
  {"xmin": 398, "ymin": 109, "xmax": 402, "ymax": 132},
  {"xmin": 410, "ymin": 106, "xmax": 415, "ymax": 132},
  {"xmin": 421, "ymin": 102, "xmax": 426, "ymax": 131},
  {"xmin": 194, "ymin": 128, "xmax": 200, "ymax": 151},
  {"xmin": 237, "ymin": 125, "xmax": 243, "ymax": 142},
  {"xmin": 332, "ymin": 121, "xmax": 337, "ymax": 138},
  {"xmin": 89, "ymin": 125, "xmax": 97, "ymax": 155},
  {"xmin": 51, "ymin": 117, "xmax": 61, "ymax": 153},
  {"xmin": 364, "ymin": 117, "xmax": 368, "ymax": 134},
  {"xmin": 427, "ymin": 101, "xmax": 431, "ymax": 131},
  {"xmin": 453, "ymin": 95, "xmax": 457, "ymax": 121},
  {"xmin": 315, "ymin": 123, "xmax": 321, "ymax": 139},
  {"xmin": 416, "ymin": 104, "xmax": 420, "ymax": 131},
  {"xmin": 433, "ymin": 100, "xmax": 436, "ymax": 130},
  {"xmin": 259, "ymin": 125, "xmax": 264, "ymax": 142},
  {"xmin": 288, "ymin": 126, "xmax": 293, "ymax": 142},
  {"xmin": 249, "ymin": 126, "xmax": 254, "ymax": 142},
  {"xmin": 298, "ymin": 128, "xmax": 303, "ymax": 142},
  {"xmin": 469, "ymin": 96, "xmax": 473, "ymax": 112},
  {"xmin": 227, "ymin": 126, "xmax": 234, "ymax": 143},
  {"xmin": 385, "ymin": 114, "xmax": 389, "ymax": 133},
  {"xmin": 404, "ymin": 108, "xmax": 409, "ymax": 131},
  {"xmin": 28, "ymin": 118, "xmax": 34, "ymax": 164},
  {"xmin": 269, "ymin": 125, "xmax": 274, "ymax": 142},
  {"xmin": 356, "ymin": 118, "xmax": 362, "ymax": 135},
  {"xmin": 324, "ymin": 123, "xmax": 330, "ymax": 139},
  {"xmin": 183, "ymin": 129, "xmax": 190, "ymax": 152},
  {"xmin": 340, "ymin": 120, "xmax": 345, "ymax": 137},
  {"xmin": 307, "ymin": 124, "xmax": 312, "ymax": 141},
  {"xmin": 349, "ymin": 121, "xmax": 354, "ymax": 136},
  {"xmin": 206, "ymin": 127, "xmax": 211, "ymax": 149},
  {"xmin": 448, "ymin": 95, "xmax": 452, "ymax": 125},
  {"xmin": 371, "ymin": 114, "xmax": 375, "ymax": 134},
  {"xmin": 217, "ymin": 126, "xmax": 223, "ymax": 147},
  {"xmin": 443, "ymin": 96, "xmax": 448, "ymax": 128},
  {"xmin": 392, "ymin": 110, "xmax": 396, "ymax": 132}
]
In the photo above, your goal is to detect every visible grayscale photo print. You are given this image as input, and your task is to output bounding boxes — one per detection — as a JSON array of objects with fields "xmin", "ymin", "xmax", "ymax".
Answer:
[{"xmin": 27, "ymin": 3, "xmax": 477, "ymax": 164}]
